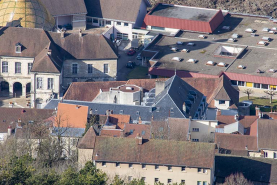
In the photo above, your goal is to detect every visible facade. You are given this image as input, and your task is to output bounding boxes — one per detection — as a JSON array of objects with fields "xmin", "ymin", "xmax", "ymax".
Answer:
[
  {"xmin": 0, "ymin": 27, "xmax": 118, "ymax": 108},
  {"xmin": 144, "ymin": 3, "xmax": 224, "ymax": 33},
  {"xmin": 41, "ymin": 0, "xmax": 87, "ymax": 30},
  {"xmin": 85, "ymin": 0, "xmax": 151, "ymax": 40}
]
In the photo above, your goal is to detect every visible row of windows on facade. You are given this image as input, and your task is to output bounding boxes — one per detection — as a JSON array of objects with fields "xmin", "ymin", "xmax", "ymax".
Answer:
[
  {"xmin": 127, "ymin": 176, "xmax": 188, "ymax": 185},
  {"xmin": 101, "ymin": 162, "xmax": 208, "ymax": 173},
  {"xmin": 1, "ymin": 62, "xmax": 32, "ymax": 74},
  {"xmin": 36, "ymin": 77, "xmax": 54, "ymax": 90},
  {"xmin": 92, "ymin": 18, "xmax": 129, "ymax": 27},
  {"xmin": 71, "ymin": 64, "xmax": 109, "ymax": 74},
  {"xmin": 264, "ymin": 151, "xmax": 277, "ymax": 158},
  {"xmin": 231, "ymin": 80, "xmax": 277, "ymax": 90}
]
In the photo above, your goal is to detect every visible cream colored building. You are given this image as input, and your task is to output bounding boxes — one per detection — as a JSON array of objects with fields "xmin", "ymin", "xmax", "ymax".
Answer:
[{"xmin": 190, "ymin": 119, "xmax": 218, "ymax": 142}]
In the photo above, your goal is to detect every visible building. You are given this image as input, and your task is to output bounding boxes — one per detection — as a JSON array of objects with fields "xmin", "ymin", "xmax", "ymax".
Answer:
[
  {"xmin": 0, "ymin": 0, "xmax": 55, "ymax": 31},
  {"xmin": 144, "ymin": 3, "xmax": 224, "ymax": 33},
  {"xmin": 41, "ymin": 0, "xmax": 87, "ymax": 30},
  {"xmin": 85, "ymin": 0, "xmax": 151, "ymax": 40},
  {"xmin": 0, "ymin": 27, "xmax": 118, "ymax": 108},
  {"xmin": 78, "ymin": 132, "xmax": 216, "ymax": 185}
]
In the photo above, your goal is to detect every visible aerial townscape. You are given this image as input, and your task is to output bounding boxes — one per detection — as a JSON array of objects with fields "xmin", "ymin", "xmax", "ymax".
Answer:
[{"xmin": 1, "ymin": 0, "xmax": 277, "ymax": 184}]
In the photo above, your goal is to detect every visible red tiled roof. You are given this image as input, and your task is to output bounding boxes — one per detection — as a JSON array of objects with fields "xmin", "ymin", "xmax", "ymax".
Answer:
[
  {"xmin": 77, "ymin": 127, "xmax": 96, "ymax": 149},
  {"xmin": 216, "ymin": 115, "xmax": 258, "ymax": 130},
  {"xmin": 100, "ymin": 129, "xmax": 123, "ymax": 137},
  {"xmin": 108, "ymin": 114, "xmax": 130, "ymax": 129},
  {"xmin": 124, "ymin": 124, "xmax": 151, "ymax": 139},
  {"xmin": 224, "ymin": 72, "xmax": 277, "ymax": 86}
]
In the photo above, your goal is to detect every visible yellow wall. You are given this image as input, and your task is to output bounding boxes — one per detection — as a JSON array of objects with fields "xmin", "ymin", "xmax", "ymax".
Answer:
[{"xmin": 246, "ymin": 82, "xmax": 253, "ymax": 87}]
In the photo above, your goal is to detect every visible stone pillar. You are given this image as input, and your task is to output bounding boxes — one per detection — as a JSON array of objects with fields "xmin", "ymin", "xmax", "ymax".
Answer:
[
  {"xmin": 9, "ymin": 84, "xmax": 13, "ymax": 97},
  {"xmin": 22, "ymin": 85, "xmax": 26, "ymax": 98}
]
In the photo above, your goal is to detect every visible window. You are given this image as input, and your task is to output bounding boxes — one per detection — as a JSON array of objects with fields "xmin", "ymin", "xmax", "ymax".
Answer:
[
  {"xmin": 170, "ymin": 108, "xmax": 174, "ymax": 114},
  {"xmin": 198, "ymin": 168, "xmax": 202, "ymax": 172},
  {"xmin": 168, "ymin": 179, "xmax": 172, "ymax": 184},
  {"xmin": 116, "ymin": 162, "xmax": 120, "ymax": 167},
  {"xmin": 106, "ymin": 21, "xmax": 111, "ymax": 25},
  {"xmin": 119, "ymin": 110, "xmax": 123, "ymax": 114},
  {"xmin": 197, "ymin": 181, "xmax": 201, "ymax": 185},
  {"xmin": 93, "ymin": 19, "xmax": 98, "ymax": 23},
  {"xmin": 141, "ymin": 131, "xmax": 145, "ymax": 136},
  {"xmin": 117, "ymin": 22, "xmax": 121, "ymax": 25},
  {"xmin": 152, "ymin": 26, "xmax": 165, "ymax": 31},
  {"xmin": 155, "ymin": 165, "xmax": 159, "ymax": 170},
  {"xmin": 155, "ymin": 178, "xmax": 159, "ymax": 183},
  {"xmin": 2, "ymin": 61, "xmax": 8, "ymax": 73},
  {"xmin": 192, "ymin": 128, "xmax": 199, "ymax": 132},
  {"xmin": 102, "ymin": 162, "xmax": 106, "ymax": 166},
  {"xmin": 47, "ymin": 78, "xmax": 54, "ymax": 90},
  {"xmin": 142, "ymin": 177, "xmax": 146, "ymax": 182},
  {"xmin": 128, "ymin": 176, "xmax": 132, "ymax": 181},
  {"xmin": 37, "ymin": 77, "xmax": 43, "ymax": 89},
  {"xmin": 219, "ymin": 100, "xmax": 225, "ymax": 104},
  {"xmin": 129, "ymin": 164, "xmax": 133, "ymax": 168},
  {"xmin": 124, "ymin": 23, "xmax": 129, "ymax": 26},
  {"xmin": 231, "ymin": 80, "xmax": 237, "ymax": 85},
  {"xmin": 156, "ymin": 107, "xmax": 160, "ymax": 112},
  {"xmin": 168, "ymin": 166, "xmax": 172, "ymax": 171},
  {"xmin": 254, "ymin": 83, "xmax": 260, "ymax": 88},
  {"xmin": 71, "ymin": 138, "xmax": 78, "ymax": 146},
  {"xmin": 142, "ymin": 164, "xmax": 146, "ymax": 169},
  {"xmin": 261, "ymin": 84, "xmax": 269, "ymax": 89},
  {"xmin": 237, "ymin": 81, "xmax": 245, "ymax": 86},
  {"xmin": 129, "ymin": 129, "xmax": 134, "ymax": 135},
  {"xmin": 136, "ymin": 111, "xmax": 140, "ymax": 115},
  {"xmin": 159, "ymin": 127, "xmax": 164, "ymax": 132},
  {"xmin": 104, "ymin": 64, "xmax": 108, "ymax": 74},
  {"xmin": 15, "ymin": 62, "xmax": 21, "ymax": 73},
  {"xmin": 274, "ymin": 152, "xmax": 277, "ymax": 159},
  {"xmin": 264, "ymin": 152, "xmax": 268, "ymax": 158},
  {"xmin": 181, "ymin": 180, "xmax": 185, "ymax": 184},
  {"xmin": 203, "ymin": 169, "xmax": 207, "ymax": 173},
  {"xmin": 192, "ymin": 139, "xmax": 199, "ymax": 142},
  {"xmin": 203, "ymin": 181, "xmax": 208, "ymax": 185},
  {"xmin": 181, "ymin": 167, "xmax": 186, "ymax": 171},
  {"xmin": 28, "ymin": 63, "xmax": 33, "ymax": 74},
  {"xmin": 15, "ymin": 43, "xmax": 21, "ymax": 53},
  {"xmin": 87, "ymin": 64, "xmax": 93, "ymax": 74},
  {"xmin": 72, "ymin": 64, "xmax": 78, "ymax": 74}
]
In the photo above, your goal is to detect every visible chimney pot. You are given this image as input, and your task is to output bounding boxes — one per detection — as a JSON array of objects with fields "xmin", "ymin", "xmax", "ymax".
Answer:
[
  {"xmin": 76, "ymin": 105, "xmax": 79, "ymax": 109},
  {"xmin": 79, "ymin": 29, "xmax": 82, "ymax": 37},
  {"xmin": 255, "ymin": 106, "xmax": 260, "ymax": 117},
  {"xmin": 136, "ymin": 133, "xmax": 143, "ymax": 145},
  {"xmin": 7, "ymin": 126, "xmax": 12, "ymax": 136}
]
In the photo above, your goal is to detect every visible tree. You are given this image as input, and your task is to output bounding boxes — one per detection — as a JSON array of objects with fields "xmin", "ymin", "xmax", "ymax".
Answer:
[
  {"xmin": 243, "ymin": 89, "xmax": 253, "ymax": 100},
  {"xmin": 224, "ymin": 173, "xmax": 253, "ymax": 185},
  {"xmin": 25, "ymin": 170, "xmax": 60, "ymax": 185},
  {"xmin": 79, "ymin": 161, "xmax": 107, "ymax": 185},
  {"xmin": 264, "ymin": 90, "xmax": 277, "ymax": 104}
]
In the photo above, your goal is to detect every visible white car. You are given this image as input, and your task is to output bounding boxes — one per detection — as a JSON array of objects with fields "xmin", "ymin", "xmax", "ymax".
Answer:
[{"xmin": 187, "ymin": 42, "xmax": 195, "ymax": 46}]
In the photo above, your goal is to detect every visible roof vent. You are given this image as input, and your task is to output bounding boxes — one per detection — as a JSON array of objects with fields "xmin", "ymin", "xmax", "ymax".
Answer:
[
  {"xmin": 187, "ymin": 59, "xmax": 197, "ymax": 63},
  {"xmin": 237, "ymin": 65, "xmax": 245, "ymax": 69},
  {"xmin": 217, "ymin": 62, "xmax": 226, "ymax": 67},
  {"xmin": 172, "ymin": 57, "xmax": 182, "ymax": 61},
  {"xmin": 269, "ymin": 69, "xmax": 276, "ymax": 73},
  {"xmin": 206, "ymin": 61, "xmax": 214, "ymax": 66}
]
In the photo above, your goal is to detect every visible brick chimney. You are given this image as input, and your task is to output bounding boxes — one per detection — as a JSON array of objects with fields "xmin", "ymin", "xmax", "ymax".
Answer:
[
  {"xmin": 136, "ymin": 133, "xmax": 143, "ymax": 145},
  {"xmin": 155, "ymin": 80, "xmax": 165, "ymax": 97},
  {"xmin": 255, "ymin": 106, "xmax": 260, "ymax": 117},
  {"xmin": 61, "ymin": 30, "xmax": 65, "ymax": 38},
  {"xmin": 138, "ymin": 116, "xmax": 142, "ymax": 124},
  {"xmin": 7, "ymin": 126, "xmax": 12, "ymax": 136},
  {"xmin": 216, "ymin": 109, "xmax": 221, "ymax": 116}
]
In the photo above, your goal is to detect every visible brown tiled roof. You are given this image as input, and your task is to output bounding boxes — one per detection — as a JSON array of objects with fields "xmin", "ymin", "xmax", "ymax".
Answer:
[
  {"xmin": 41, "ymin": 0, "xmax": 87, "ymax": 16},
  {"xmin": 124, "ymin": 124, "xmax": 151, "ymax": 139},
  {"xmin": 63, "ymin": 81, "xmax": 126, "ymax": 101},
  {"xmin": 85, "ymin": 0, "xmax": 150, "ymax": 23},
  {"xmin": 93, "ymin": 137, "xmax": 215, "ymax": 168},
  {"xmin": 100, "ymin": 129, "xmax": 123, "ymax": 137},
  {"xmin": 0, "ymin": 108, "xmax": 54, "ymax": 133},
  {"xmin": 108, "ymin": 114, "xmax": 130, "ymax": 129},
  {"xmin": 258, "ymin": 119, "xmax": 277, "ymax": 150},
  {"xmin": 77, "ymin": 127, "xmax": 96, "ymax": 149},
  {"xmin": 216, "ymin": 115, "xmax": 258, "ymax": 130},
  {"xmin": 32, "ymin": 42, "xmax": 63, "ymax": 73},
  {"xmin": 56, "ymin": 103, "xmax": 88, "ymax": 128},
  {"xmin": 215, "ymin": 133, "xmax": 258, "ymax": 152}
]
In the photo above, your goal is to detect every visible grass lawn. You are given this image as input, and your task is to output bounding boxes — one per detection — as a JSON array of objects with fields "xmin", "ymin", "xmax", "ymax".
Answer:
[
  {"xmin": 240, "ymin": 96, "xmax": 277, "ymax": 114},
  {"xmin": 127, "ymin": 66, "xmax": 149, "ymax": 80}
]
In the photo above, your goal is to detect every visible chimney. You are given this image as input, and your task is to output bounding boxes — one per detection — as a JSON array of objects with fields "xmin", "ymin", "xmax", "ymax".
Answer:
[
  {"xmin": 255, "ymin": 106, "xmax": 260, "ymax": 117},
  {"xmin": 76, "ymin": 105, "xmax": 79, "ymax": 109},
  {"xmin": 61, "ymin": 30, "xmax": 65, "ymax": 38},
  {"xmin": 138, "ymin": 116, "xmax": 142, "ymax": 124},
  {"xmin": 47, "ymin": 49, "xmax": 52, "ymax": 56},
  {"xmin": 187, "ymin": 133, "xmax": 191, "ymax": 141},
  {"xmin": 89, "ymin": 108, "xmax": 93, "ymax": 115},
  {"xmin": 216, "ymin": 109, "xmax": 221, "ymax": 116},
  {"xmin": 106, "ymin": 110, "xmax": 110, "ymax": 116},
  {"xmin": 155, "ymin": 80, "xmax": 165, "ymax": 97},
  {"xmin": 7, "ymin": 126, "xmax": 12, "ymax": 136},
  {"xmin": 79, "ymin": 29, "xmax": 82, "ymax": 37},
  {"xmin": 234, "ymin": 114, "xmax": 239, "ymax": 121},
  {"xmin": 136, "ymin": 133, "xmax": 143, "ymax": 145},
  {"xmin": 245, "ymin": 145, "xmax": 248, "ymax": 150}
]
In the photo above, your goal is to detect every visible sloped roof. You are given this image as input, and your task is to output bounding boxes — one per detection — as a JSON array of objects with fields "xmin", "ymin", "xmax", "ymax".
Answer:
[
  {"xmin": 216, "ymin": 115, "xmax": 258, "ymax": 129},
  {"xmin": 124, "ymin": 124, "xmax": 151, "ymax": 139},
  {"xmin": 77, "ymin": 126, "xmax": 96, "ymax": 149},
  {"xmin": 41, "ymin": 0, "xmax": 87, "ymax": 16},
  {"xmin": 258, "ymin": 119, "xmax": 277, "ymax": 150},
  {"xmin": 93, "ymin": 137, "xmax": 215, "ymax": 168},
  {"xmin": 63, "ymin": 81, "xmax": 126, "ymax": 101},
  {"xmin": 32, "ymin": 42, "xmax": 63, "ymax": 73},
  {"xmin": 108, "ymin": 114, "xmax": 130, "ymax": 129},
  {"xmin": 100, "ymin": 129, "xmax": 123, "ymax": 137},
  {"xmin": 85, "ymin": 0, "xmax": 151, "ymax": 22},
  {"xmin": 56, "ymin": 103, "xmax": 88, "ymax": 128}
]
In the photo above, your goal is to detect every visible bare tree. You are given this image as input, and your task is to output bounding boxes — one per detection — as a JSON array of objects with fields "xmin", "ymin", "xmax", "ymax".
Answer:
[
  {"xmin": 224, "ymin": 173, "xmax": 253, "ymax": 185},
  {"xmin": 243, "ymin": 89, "xmax": 253, "ymax": 100},
  {"xmin": 264, "ymin": 90, "xmax": 277, "ymax": 104},
  {"xmin": 201, "ymin": 133, "xmax": 214, "ymax": 143}
]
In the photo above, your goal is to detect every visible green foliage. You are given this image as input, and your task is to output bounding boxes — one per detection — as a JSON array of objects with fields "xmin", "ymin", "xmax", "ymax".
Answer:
[
  {"xmin": 128, "ymin": 178, "xmax": 146, "ymax": 185},
  {"xmin": 111, "ymin": 175, "xmax": 125, "ymax": 185},
  {"xmin": 25, "ymin": 170, "xmax": 60, "ymax": 185},
  {"xmin": 79, "ymin": 161, "xmax": 107, "ymax": 185},
  {"xmin": 84, "ymin": 114, "xmax": 99, "ymax": 135},
  {"xmin": 58, "ymin": 167, "xmax": 79, "ymax": 185}
]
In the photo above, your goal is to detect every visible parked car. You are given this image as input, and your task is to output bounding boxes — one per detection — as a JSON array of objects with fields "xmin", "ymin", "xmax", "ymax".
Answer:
[
  {"xmin": 187, "ymin": 42, "xmax": 195, "ymax": 46},
  {"xmin": 127, "ymin": 49, "xmax": 136, "ymax": 56},
  {"xmin": 126, "ymin": 61, "xmax": 136, "ymax": 69},
  {"xmin": 136, "ymin": 53, "xmax": 142, "ymax": 60}
]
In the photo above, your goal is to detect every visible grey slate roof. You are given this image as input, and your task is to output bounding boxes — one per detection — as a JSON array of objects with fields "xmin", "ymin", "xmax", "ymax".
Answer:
[
  {"xmin": 41, "ymin": 0, "xmax": 87, "ymax": 16},
  {"xmin": 51, "ymin": 127, "xmax": 85, "ymax": 137}
]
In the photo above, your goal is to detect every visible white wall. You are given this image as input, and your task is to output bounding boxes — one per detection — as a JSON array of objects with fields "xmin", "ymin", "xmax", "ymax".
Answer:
[
  {"xmin": 56, "ymin": 15, "xmax": 72, "ymax": 27},
  {"xmin": 190, "ymin": 120, "xmax": 218, "ymax": 142},
  {"xmin": 214, "ymin": 100, "xmax": 230, "ymax": 110}
]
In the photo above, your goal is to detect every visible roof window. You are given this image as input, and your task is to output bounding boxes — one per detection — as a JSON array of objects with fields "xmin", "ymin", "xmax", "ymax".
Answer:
[{"xmin": 15, "ymin": 43, "xmax": 22, "ymax": 53}]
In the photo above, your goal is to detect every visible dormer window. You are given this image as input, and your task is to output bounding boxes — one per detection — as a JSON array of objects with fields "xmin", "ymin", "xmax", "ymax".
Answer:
[{"xmin": 15, "ymin": 43, "xmax": 22, "ymax": 53}]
